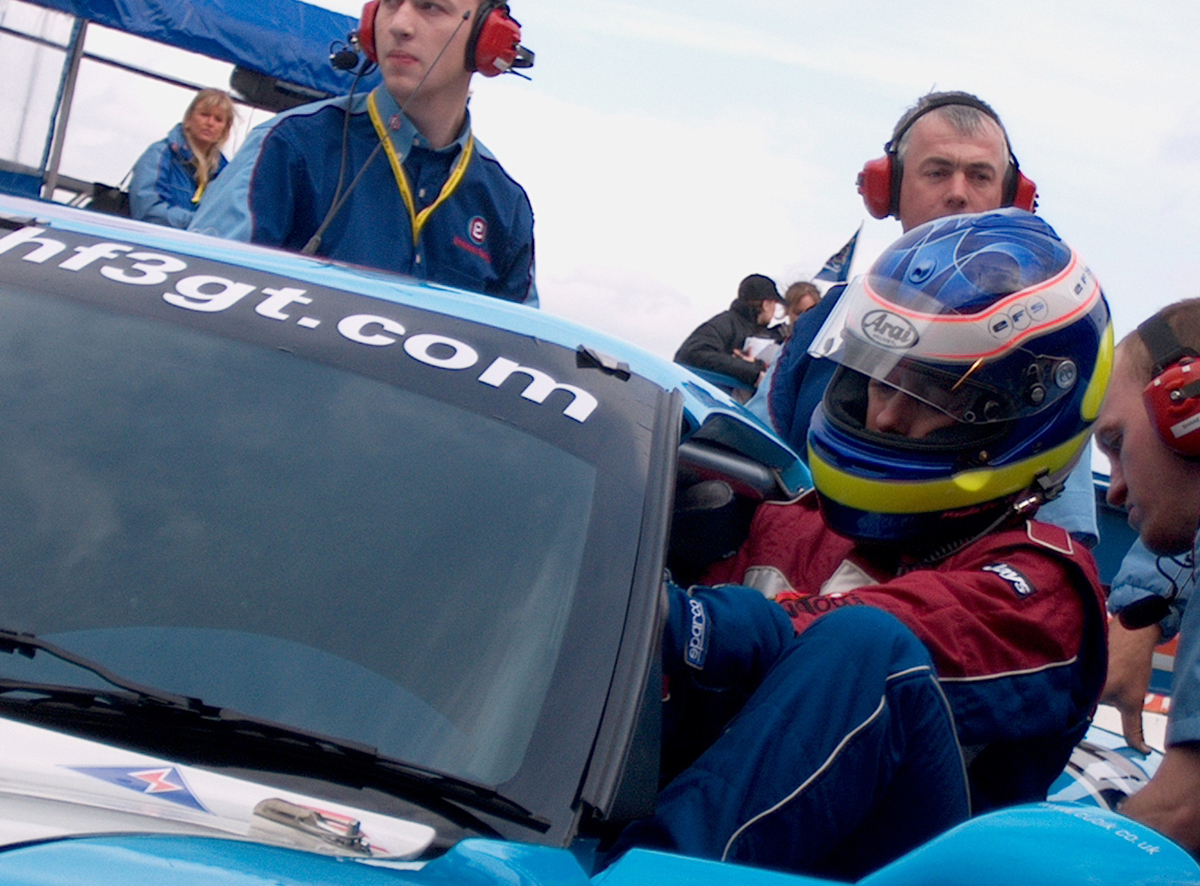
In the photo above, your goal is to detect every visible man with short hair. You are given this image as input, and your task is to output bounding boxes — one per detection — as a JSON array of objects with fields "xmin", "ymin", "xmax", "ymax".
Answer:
[
  {"xmin": 886, "ymin": 95, "xmax": 1017, "ymax": 227},
  {"xmin": 1093, "ymin": 299, "xmax": 1200, "ymax": 854},
  {"xmin": 760, "ymin": 91, "xmax": 1023, "ymax": 445},
  {"xmin": 191, "ymin": 0, "xmax": 537, "ymax": 305},
  {"xmin": 753, "ymin": 90, "xmax": 1097, "ymax": 545}
]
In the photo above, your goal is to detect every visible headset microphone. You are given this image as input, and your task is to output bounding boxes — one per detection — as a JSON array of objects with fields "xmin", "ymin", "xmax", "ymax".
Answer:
[
  {"xmin": 329, "ymin": 38, "xmax": 360, "ymax": 71},
  {"xmin": 302, "ymin": 9, "xmax": 472, "ymax": 256},
  {"xmin": 1118, "ymin": 551, "xmax": 1193, "ymax": 631}
]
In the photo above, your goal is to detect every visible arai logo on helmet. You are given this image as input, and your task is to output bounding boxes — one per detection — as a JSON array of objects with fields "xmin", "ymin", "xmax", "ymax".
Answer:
[{"xmin": 861, "ymin": 311, "xmax": 919, "ymax": 349}]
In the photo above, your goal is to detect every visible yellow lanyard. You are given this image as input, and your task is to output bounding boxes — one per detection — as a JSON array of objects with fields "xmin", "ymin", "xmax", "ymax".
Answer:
[{"xmin": 368, "ymin": 92, "xmax": 475, "ymax": 246}]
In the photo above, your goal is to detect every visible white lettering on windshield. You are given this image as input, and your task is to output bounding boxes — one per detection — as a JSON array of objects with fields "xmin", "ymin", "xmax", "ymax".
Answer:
[
  {"xmin": 0, "ymin": 227, "xmax": 599, "ymax": 424},
  {"xmin": 338, "ymin": 314, "xmax": 406, "ymax": 346},
  {"xmin": 479, "ymin": 358, "xmax": 599, "ymax": 422},
  {"xmin": 405, "ymin": 334, "xmax": 480, "ymax": 371},
  {"xmin": 164, "ymin": 275, "xmax": 256, "ymax": 312}
]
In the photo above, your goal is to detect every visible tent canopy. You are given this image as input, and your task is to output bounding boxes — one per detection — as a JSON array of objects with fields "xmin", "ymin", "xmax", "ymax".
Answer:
[{"xmin": 24, "ymin": 0, "xmax": 374, "ymax": 98}]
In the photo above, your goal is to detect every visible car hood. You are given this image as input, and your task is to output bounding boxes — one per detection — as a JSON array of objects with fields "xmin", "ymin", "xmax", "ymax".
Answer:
[{"xmin": 0, "ymin": 716, "xmax": 435, "ymax": 859}]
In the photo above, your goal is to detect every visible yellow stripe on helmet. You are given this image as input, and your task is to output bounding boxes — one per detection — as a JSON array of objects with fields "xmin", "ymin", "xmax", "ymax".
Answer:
[
  {"xmin": 809, "ymin": 429, "xmax": 1093, "ymax": 515},
  {"xmin": 1080, "ymin": 321, "xmax": 1114, "ymax": 422}
]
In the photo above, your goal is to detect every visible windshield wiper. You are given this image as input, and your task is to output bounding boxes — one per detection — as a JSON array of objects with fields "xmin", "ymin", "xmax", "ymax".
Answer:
[
  {"xmin": 0, "ymin": 629, "xmax": 216, "ymax": 713},
  {"xmin": 0, "ymin": 629, "xmax": 549, "ymax": 835}
]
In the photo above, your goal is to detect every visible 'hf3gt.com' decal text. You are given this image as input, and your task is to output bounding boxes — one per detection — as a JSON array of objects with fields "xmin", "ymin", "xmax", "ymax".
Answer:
[{"xmin": 0, "ymin": 227, "xmax": 597, "ymax": 422}]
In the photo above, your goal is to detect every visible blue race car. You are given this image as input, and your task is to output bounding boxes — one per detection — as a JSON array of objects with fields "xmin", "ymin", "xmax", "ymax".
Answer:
[{"xmin": 0, "ymin": 194, "xmax": 1193, "ymax": 885}]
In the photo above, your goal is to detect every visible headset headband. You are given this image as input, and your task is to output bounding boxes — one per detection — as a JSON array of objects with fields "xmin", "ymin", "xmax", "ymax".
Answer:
[
  {"xmin": 887, "ymin": 94, "xmax": 1006, "ymax": 153},
  {"xmin": 886, "ymin": 94, "xmax": 1023, "ymax": 189},
  {"xmin": 857, "ymin": 93, "xmax": 1036, "ymax": 220},
  {"xmin": 1136, "ymin": 312, "xmax": 1200, "ymax": 460},
  {"xmin": 1137, "ymin": 313, "xmax": 1199, "ymax": 378}
]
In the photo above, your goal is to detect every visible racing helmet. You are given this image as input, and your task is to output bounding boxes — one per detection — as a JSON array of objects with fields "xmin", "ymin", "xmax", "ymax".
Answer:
[{"xmin": 806, "ymin": 208, "xmax": 1113, "ymax": 548}]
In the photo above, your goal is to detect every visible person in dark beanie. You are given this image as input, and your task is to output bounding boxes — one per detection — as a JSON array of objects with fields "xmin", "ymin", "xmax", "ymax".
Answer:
[{"xmin": 674, "ymin": 274, "xmax": 785, "ymax": 392}]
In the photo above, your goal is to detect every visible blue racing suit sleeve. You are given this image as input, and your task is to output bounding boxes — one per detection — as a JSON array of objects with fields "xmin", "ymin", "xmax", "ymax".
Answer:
[{"xmin": 664, "ymin": 583, "xmax": 794, "ymax": 690}]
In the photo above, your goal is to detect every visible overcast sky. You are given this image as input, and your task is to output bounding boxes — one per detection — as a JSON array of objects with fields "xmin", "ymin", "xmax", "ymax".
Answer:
[
  {"xmin": 6, "ymin": 0, "xmax": 1200, "ymax": 365},
  {"xmin": 462, "ymin": 0, "xmax": 1200, "ymax": 360}
]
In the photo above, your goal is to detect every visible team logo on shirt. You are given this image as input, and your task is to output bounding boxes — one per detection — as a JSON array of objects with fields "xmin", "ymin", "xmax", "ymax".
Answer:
[
  {"xmin": 468, "ymin": 216, "xmax": 488, "ymax": 245},
  {"xmin": 983, "ymin": 563, "xmax": 1035, "ymax": 597}
]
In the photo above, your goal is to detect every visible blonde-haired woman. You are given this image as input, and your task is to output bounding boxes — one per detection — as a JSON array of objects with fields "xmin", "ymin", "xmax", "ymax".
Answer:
[{"xmin": 130, "ymin": 88, "xmax": 235, "ymax": 228}]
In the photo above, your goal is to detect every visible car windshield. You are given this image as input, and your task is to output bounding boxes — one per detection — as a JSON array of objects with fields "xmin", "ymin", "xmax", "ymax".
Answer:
[{"xmin": 0, "ymin": 277, "xmax": 645, "ymax": 790}]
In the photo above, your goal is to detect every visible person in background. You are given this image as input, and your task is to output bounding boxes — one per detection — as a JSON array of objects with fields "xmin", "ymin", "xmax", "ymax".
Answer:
[
  {"xmin": 129, "ymin": 88, "xmax": 235, "ymax": 229},
  {"xmin": 1093, "ymin": 299, "xmax": 1200, "ymax": 855},
  {"xmin": 191, "ymin": 0, "xmax": 537, "ymax": 305},
  {"xmin": 674, "ymin": 274, "xmax": 785, "ymax": 394},
  {"xmin": 748, "ymin": 90, "xmax": 1098, "ymax": 547},
  {"xmin": 783, "ymin": 281, "xmax": 819, "ymax": 326}
]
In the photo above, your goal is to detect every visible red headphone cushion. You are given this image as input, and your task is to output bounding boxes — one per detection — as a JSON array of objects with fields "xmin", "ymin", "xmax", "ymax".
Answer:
[
  {"xmin": 472, "ymin": 7, "xmax": 521, "ymax": 76},
  {"xmin": 1012, "ymin": 172, "xmax": 1038, "ymax": 212},
  {"xmin": 857, "ymin": 155, "xmax": 1038, "ymax": 220},
  {"xmin": 358, "ymin": 0, "xmax": 379, "ymax": 64},
  {"xmin": 1144, "ymin": 360, "xmax": 1200, "ymax": 458},
  {"xmin": 358, "ymin": 0, "xmax": 520, "ymax": 75},
  {"xmin": 857, "ymin": 156, "xmax": 892, "ymax": 220}
]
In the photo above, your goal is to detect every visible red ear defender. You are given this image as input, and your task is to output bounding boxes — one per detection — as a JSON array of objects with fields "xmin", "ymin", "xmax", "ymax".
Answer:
[
  {"xmin": 857, "ymin": 155, "xmax": 1038, "ymax": 219},
  {"xmin": 1144, "ymin": 360, "xmax": 1200, "ymax": 458},
  {"xmin": 1138, "ymin": 314, "xmax": 1200, "ymax": 458},
  {"xmin": 358, "ymin": 0, "xmax": 379, "ymax": 64},
  {"xmin": 467, "ymin": 2, "xmax": 523, "ymax": 76},
  {"xmin": 1011, "ymin": 171, "xmax": 1038, "ymax": 212},
  {"xmin": 856, "ymin": 156, "xmax": 893, "ymax": 220},
  {"xmin": 858, "ymin": 94, "xmax": 1037, "ymax": 220}
]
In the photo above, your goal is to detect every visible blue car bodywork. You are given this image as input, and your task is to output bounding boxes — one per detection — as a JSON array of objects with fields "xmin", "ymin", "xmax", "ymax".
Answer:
[{"xmin": 0, "ymin": 194, "xmax": 1194, "ymax": 884}]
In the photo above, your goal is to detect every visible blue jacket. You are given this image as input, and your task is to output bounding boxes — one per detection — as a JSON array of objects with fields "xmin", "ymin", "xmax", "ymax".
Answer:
[
  {"xmin": 190, "ymin": 87, "xmax": 537, "ymax": 306},
  {"xmin": 1107, "ymin": 534, "xmax": 1199, "ymax": 746},
  {"xmin": 130, "ymin": 123, "xmax": 227, "ymax": 229},
  {"xmin": 1170, "ymin": 588, "xmax": 1200, "ymax": 746}
]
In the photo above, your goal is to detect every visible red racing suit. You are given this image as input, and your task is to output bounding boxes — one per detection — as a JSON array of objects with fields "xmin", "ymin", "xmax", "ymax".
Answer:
[{"xmin": 703, "ymin": 491, "xmax": 1109, "ymax": 811}]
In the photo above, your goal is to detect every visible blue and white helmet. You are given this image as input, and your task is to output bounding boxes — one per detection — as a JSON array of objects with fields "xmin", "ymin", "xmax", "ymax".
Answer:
[{"xmin": 806, "ymin": 209, "xmax": 1113, "ymax": 547}]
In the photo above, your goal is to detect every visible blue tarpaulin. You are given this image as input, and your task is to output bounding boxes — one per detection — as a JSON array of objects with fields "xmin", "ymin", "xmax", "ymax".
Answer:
[{"xmin": 23, "ymin": 0, "xmax": 373, "ymax": 97}]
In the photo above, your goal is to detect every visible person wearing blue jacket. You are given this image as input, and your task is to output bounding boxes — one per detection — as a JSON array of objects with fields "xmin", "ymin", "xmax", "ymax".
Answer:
[
  {"xmin": 1094, "ymin": 300, "xmax": 1200, "ymax": 856},
  {"xmin": 129, "ymin": 89, "xmax": 234, "ymax": 229},
  {"xmin": 1103, "ymin": 535, "xmax": 1196, "ymax": 755},
  {"xmin": 190, "ymin": 0, "xmax": 537, "ymax": 306}
]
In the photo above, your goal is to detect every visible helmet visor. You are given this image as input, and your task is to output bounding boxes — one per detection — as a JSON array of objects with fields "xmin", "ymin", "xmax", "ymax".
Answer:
[{"xmin": 809, "ymin": 275, "xmax": 1080, "ymax": 425}]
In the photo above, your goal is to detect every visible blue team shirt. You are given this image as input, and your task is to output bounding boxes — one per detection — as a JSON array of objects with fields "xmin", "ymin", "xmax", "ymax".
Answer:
[{"xmin": 191, "ymin": 86, "xmax": 537, "ymax": 306}]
